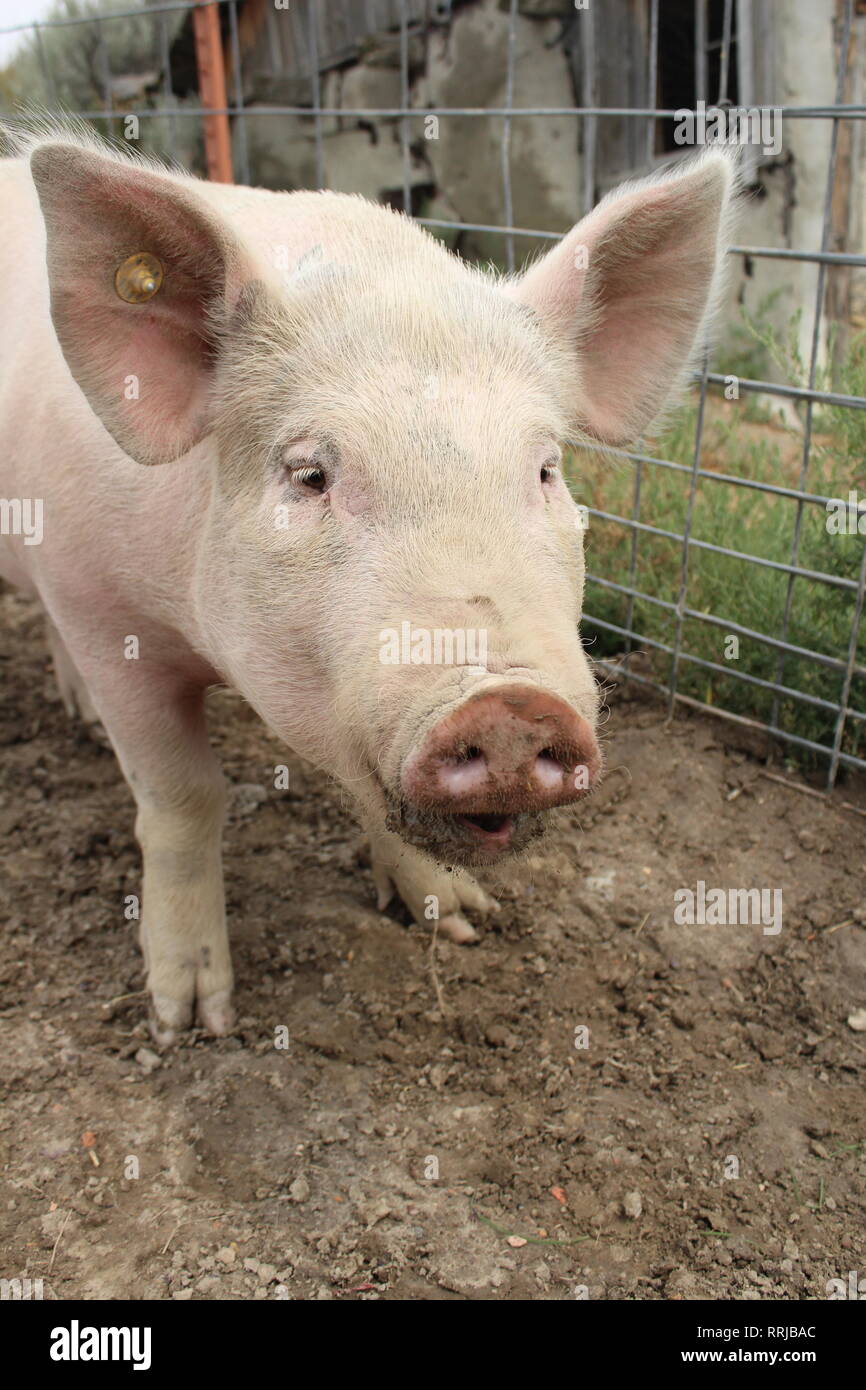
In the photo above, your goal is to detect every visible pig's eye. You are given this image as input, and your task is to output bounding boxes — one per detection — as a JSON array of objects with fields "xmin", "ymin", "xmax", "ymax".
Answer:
[
  {"xmin": 540, "ymin": 462, "xmax": 558, "ymax": 484},
  {"xmin": 290, "ymin": 464, "xmax": 328, "ymax": 494}
]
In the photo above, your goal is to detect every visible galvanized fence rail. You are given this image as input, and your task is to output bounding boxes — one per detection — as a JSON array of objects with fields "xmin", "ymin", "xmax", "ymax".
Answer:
[{"xmin": 1, "ymin": 0, "xmax": 864, "ymax": 791}]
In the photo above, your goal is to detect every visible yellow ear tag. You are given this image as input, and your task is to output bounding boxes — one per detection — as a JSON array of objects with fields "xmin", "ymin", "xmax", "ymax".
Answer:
[{"xmin": 114, "ymin": 252, "xmax": 164, "ymax": 304}]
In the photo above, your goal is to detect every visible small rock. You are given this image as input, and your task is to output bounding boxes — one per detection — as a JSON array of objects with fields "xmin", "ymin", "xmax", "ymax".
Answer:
[
  {"xmin": 134, "ymin": 1047, "xmax": 162, "ymax": 1074},
  {"xmin": 429, "ymin": 1063, "xmax": 449, "ymax": 1090},
  {"xmin": 216, "ymin": 1246, "xmax": 236, "ymax": 1266},
  {"xmin": 290, "ymin": 1174, "xmax": 310, "ymax": 1203},
  {"xmin": 745, "ymin": 1024, "xmax": 787, "ymax": 1060},
  {"xmin": 359, "ymin": 1198, "xmax": 391, "ymax": 1228},
  {"xmin": 623, "ymin": 1191, "xmax": 643, "ymax": 1219},
  {"xmin": 700, "ymin": 1210, "xmax": 727, "ymax": 1233},
  {"xmin": 586, "ymin": 870, "xmax": 616, "ymax": 901},
  {"xmin": 230, "ymin": 783, "xmax": 268, "ymax": 817},
  {"xmin": 666, "ymin": 1269, "xmax": 697, "ymax": 1295},
  {"xmin": 846, "ymin": 1008, "xmax": 866, "ymax": 1032}
]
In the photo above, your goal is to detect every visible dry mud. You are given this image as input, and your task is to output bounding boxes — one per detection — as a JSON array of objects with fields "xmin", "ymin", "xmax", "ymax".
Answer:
[{"xmin": 1, "ymin": 587, "xmax": 864, "ymax": 1301}]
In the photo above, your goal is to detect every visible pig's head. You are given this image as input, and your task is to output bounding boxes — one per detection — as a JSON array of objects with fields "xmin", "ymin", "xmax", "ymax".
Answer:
[{"xmin": 29, "ymin": 137, "xmax": 734, "ymax": 866}]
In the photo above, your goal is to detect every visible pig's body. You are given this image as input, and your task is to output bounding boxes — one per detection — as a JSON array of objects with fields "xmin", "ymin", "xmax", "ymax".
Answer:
[{"xmin": 0, "ymin": 128, "xmax": 734, "ymax": 1042}]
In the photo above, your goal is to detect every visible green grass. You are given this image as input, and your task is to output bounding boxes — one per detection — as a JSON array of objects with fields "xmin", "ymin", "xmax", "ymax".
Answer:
[{"xmin": 568, "ymin": 318, "xmax": 866, "ymax": 777}]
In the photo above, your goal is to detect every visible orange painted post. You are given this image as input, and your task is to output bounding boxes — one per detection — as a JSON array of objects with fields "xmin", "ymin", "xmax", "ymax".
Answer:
[{"xmin": 192, "ymin": 2, "xmax": 234, "ymax": 183}]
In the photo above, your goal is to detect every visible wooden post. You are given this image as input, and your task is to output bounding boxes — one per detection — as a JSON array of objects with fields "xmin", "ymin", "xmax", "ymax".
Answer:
[{"xmin": 192, "ymin": 2, "xmax": 234, "ymax": 183}]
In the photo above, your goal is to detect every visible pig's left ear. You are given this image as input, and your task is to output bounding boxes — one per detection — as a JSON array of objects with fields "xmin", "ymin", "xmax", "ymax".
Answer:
[
  {"xmin": 30, "ymin": 143, "xmax": 253, "ymax": 466},
  {"xmin": 511, "ymin": 151, "xmax": 736, "ymax": 446}
]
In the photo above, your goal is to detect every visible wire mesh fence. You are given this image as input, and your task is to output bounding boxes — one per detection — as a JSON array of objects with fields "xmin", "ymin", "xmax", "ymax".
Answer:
[{"xmin": 1, "ymin": 0, "xmax": 864, "ymax": 790}]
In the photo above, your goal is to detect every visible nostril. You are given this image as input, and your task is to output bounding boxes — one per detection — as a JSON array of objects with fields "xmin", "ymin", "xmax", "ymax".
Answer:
[
  {"xmin": 436, "ymin": 743, "xmax": 489, "ymax": 796},
  {"xmin": 534, "ymin": 750, "xmax": 569, "ymax": 790}
]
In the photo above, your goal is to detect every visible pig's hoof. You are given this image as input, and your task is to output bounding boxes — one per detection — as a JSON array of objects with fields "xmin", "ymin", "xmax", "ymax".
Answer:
[
  {"xmin": 149, "ymin": 988, "xmax": 235, "ymax": 1044},
  {"xmin": 438, "ymin": 913, "xmax": 479, "ymax": 944},
  {"xmin": 197, "ymin": 989, "xmax": 235, "ymax": 1036},
  {"xmin": 149, "ymin": 993, "xmax": 193, "ymax": 1046},
  {"xmin": 370, "ymin": 834, "xmax": 499, "ymax": 945},
  {"xmin": 433, "ymin": 874, "xmax": 499, "ymax": 944}
]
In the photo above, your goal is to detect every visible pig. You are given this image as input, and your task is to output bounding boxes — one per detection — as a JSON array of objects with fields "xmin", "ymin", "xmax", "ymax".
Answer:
[{"xmin": 0, "ymin": 123, "xmax": 735, "ymax": 1042}]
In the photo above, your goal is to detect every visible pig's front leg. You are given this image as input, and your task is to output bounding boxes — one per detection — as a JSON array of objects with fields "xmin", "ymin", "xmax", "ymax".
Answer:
[
  {"xmin": 75, "ymin": 663, "xmax": 233, "ymax": 1043},
  {"xmin": 367, "ymin": 828, "xmax": 499, "ymax": 943}
]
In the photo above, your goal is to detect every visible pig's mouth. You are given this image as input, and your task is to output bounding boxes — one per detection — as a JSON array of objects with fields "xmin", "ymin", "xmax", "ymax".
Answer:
[
  {"xmin": 388, "ymin": 801, "xmax": 548, "ymax": 865},
  {"xmin": 458, "ymin": 811, "xmax": 516, "ymax": 848}
]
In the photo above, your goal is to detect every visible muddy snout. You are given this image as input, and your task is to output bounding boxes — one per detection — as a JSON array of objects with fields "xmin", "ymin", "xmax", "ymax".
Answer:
[{"xmin": 398, "ymin": 684, "xmax": 601, "ymax": 859}]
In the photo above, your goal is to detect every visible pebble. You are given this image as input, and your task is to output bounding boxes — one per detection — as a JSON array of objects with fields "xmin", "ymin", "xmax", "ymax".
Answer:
[
  {"xmin": 623, "ymin": 1191, "xmax": 643, "ymax": 1219},
  {"xmin": 290, "ymin": 1175, "xmax": 310, "ymax": 1203},
  {"xmin": 134, "ymin": 1047, "xmax": 162, "ymax": 1074}
]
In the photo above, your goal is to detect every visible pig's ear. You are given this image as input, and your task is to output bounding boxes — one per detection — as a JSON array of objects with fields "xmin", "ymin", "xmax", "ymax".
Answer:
[
  {"xmin": 29, "ymin": 143, "xmax": 251, "ymax": 466},
  {"xmin": 511, "ymin": 152, "xmax": 736, "ymax": 445}
]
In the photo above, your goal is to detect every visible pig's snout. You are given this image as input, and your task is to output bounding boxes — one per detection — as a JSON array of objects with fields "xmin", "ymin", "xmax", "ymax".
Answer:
[{"xmin": 400, "ymin": 685, "xmax": 600, "ymax": 855}]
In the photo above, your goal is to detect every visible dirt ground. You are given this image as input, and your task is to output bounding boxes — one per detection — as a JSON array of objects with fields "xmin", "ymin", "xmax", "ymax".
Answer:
[{"xmin": 1, "ymin": 584, "xmax": 864, "ymax": 1302}]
